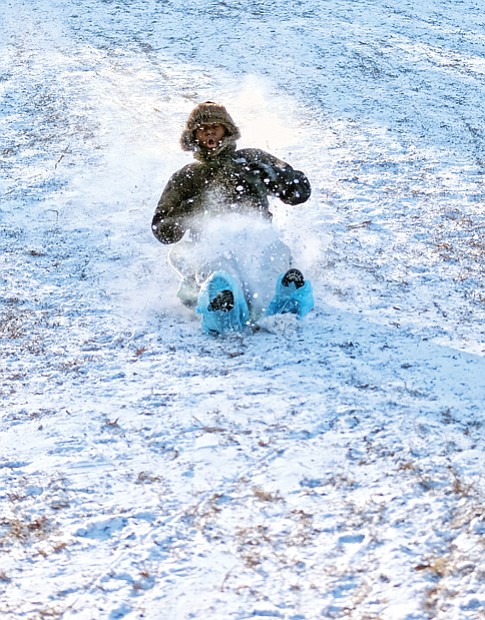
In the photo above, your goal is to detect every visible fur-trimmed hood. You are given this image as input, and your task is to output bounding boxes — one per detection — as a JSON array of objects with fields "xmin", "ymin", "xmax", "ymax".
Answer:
[{"xmin": 180, "ymin": 102, "xmax": 241, "ymax": 153}]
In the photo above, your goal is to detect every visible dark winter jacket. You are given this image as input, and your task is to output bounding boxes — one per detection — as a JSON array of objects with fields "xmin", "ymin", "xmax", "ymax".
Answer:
[{"xmin": 151, "ymin": 102, "xmax": 311, "ymax": 244}]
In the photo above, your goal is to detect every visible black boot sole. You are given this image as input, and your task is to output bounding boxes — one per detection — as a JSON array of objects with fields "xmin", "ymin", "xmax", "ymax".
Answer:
[
  {"xmin": 282, "ymin": 268, "xmax": 305, "ymax": 289},
  {"xmin": 208, "ymin": 289, "xmax": 235, "ymax": 312}
]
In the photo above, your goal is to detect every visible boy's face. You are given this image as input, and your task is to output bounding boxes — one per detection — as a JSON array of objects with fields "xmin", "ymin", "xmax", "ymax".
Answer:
[{"xmin": 195, "ymin": 123, "xmax": 226, "ymax": 149}]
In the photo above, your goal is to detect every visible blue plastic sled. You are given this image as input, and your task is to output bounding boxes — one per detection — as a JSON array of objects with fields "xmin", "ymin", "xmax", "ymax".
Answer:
[
  {"xmin": 196, "ymin": 271, "xmax": 249, "ymax": 335},
  {"xmin": 266, "ymin": 273, "xmax": 314, "ymax": 318}
]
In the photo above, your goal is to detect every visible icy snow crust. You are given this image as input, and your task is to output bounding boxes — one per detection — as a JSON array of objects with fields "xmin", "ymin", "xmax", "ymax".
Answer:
[{"xmin": 1, "ymin": 0, "xmax": 484, "ymax": 618}]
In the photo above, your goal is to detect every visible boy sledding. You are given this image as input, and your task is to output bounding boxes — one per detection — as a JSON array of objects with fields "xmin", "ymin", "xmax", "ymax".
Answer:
[{"xmin": 151, "ymin": 101, "xmax": 314, "ymax": 335}]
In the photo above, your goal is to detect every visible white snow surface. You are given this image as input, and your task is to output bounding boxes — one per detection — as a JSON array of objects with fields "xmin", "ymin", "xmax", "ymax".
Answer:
[{"xmin": 1, "ymin": 1, "xmax": 484, "ymax": 618}]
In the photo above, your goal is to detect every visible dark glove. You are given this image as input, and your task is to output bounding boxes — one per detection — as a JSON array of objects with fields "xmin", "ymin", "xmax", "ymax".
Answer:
[{"xmin": 277, "ymin": 170, "xmax": 311, "ymax": 204}]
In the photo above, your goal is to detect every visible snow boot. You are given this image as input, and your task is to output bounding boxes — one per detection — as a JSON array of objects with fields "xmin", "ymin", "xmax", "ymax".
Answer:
[
  {"xmin": 197, "ymin": 270, "xmax": 249, "ymax": 335},
  {"xmin": 208, "ymin": 289, "xmax": 235, "ymax": 312},
  {"xmin": 266, "ymin": 268, "xmax": 314, "ymax": 318}
]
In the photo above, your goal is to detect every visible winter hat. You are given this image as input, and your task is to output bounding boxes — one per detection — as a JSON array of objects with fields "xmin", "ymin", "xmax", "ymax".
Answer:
[{"xmin": 180, "ymin": 101, "xmax": 241, "ymax": 151}]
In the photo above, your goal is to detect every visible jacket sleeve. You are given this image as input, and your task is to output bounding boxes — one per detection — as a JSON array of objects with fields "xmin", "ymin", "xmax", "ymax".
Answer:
[
  {"xmin": 151, "ymin": 167, "xmax": 200, "ymax": 244},
  {"xmin": 246, "ymin": 150, "xmax": 311, "ymax": 205}
]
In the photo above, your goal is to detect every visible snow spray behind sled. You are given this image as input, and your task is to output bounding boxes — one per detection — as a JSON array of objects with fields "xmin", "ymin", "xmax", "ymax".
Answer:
[{"xmin": 168, "ymin": 214, "xmax": 314, "ymax": 334}]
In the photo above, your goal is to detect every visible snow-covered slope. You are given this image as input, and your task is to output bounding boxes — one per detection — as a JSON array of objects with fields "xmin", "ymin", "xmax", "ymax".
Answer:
[{"xmin": 1, "ymin": 1, "xmax": 484, "ymax": 618}]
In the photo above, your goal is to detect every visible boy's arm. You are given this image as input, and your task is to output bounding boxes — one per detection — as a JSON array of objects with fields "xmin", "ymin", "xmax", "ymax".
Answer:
[
  {"xmin": 244, "ymin": 149, "xmax": 311, "ymax": 205},
  {"xmin": 151, "ymin": 168, "xmax": 200, "ymax": 244}
]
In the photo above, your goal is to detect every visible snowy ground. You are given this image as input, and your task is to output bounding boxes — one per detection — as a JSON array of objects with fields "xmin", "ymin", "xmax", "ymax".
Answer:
[{"xmin": 1, "ymin": 0, "xmax": 484, "ymax": 618}]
